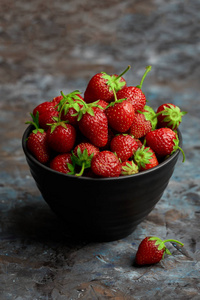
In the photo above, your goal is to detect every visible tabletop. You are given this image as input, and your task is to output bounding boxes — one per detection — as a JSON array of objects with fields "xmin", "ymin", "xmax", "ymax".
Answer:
[{"xmin": 0, "ymin": 1, "xmax": 200, "ymax": 299}]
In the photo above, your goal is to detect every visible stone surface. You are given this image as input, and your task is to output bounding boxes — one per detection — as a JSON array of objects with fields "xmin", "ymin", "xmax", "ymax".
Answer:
[{"xmin": 0, "ymin": 0, "xmax": 200, "ymax": 299}]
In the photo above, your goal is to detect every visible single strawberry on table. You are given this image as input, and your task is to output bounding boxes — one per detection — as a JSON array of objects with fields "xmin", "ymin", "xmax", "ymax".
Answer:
[
  {"xmin": 25, "ymin": 112, "xmax": 51, "ymax": 164},
  {"xmin": 84, "ymin": 66, "xmax": 130, "ymax": 103},
  {"xmin": 135, "ymin": 236, "xmax": 184, "ymax": 265}
]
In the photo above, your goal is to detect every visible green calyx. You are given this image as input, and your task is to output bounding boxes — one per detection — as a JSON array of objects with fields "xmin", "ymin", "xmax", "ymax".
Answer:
[
  {"xmin": 134, "ymin": 145, "xmax": 153, "ymax": 170},
  {"xmin": 25, "ymin": 112, "xmax": 44, "ymax": 134},
  {"xmin": 137, "ymin": 105, "xmax": 157, "ymax": 130},
  {"xmin": 101, "ymin": 65, "xmax": 131, "ymax": 93},
  {"xmin": 72, "ymin": 147, "xmax": 94, "ymax": 177},
  {"xmin": 148, "ymin": 236, "xmax": 184, "ymax": 259},
  {"xmin": 121, "ymin": 161, "xmax": 139, "ymax": 176},
  {"xmin": 171, "ymin": 134, "xmax": 185, "ymax": 163},
  {"xmin": 136, "ymin": 65, "xmax": 151, "ymax": 89},
  {"xmin": 155, "ymin": 104, "xmax": 187, "ymax": 129}
]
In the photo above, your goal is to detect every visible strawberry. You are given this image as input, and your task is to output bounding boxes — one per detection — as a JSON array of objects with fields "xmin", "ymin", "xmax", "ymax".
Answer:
[
  {"xmin": 155, "ymin": 103, "xmax": 187, "ymax": 130},
  {"xmin": 50, "ymin": 153, "xmax": 75, "ymax": 174},
  {"xmin": 135, "ymin": 236, "xmax": 184, "ymax": 265},
  {"xmin": 110, "ymin": 134, "xmax": 138, "ymax": 162},
  {"xmin": 134, "ymin": 145, "xmax": 159, "ymax": 170},
  {"xmin": 116, "ymin": 66, "xmax": 151, "ymax": 111},
  {"xmin": 145, "ymin": 128, "xmax": 185, "ymax": 161},
  {"xmin": 120, "ymin": 160, "xmax": 139, "ymax": 176},
  {"xmin": 84, "ymin": 66, "xmax": 130, "ymax": 103},
  {"xmin": 25, "ymin": 112, "xmax": 50, "ymax": 164},
  {"xmin": 129, "ymin": 105, "xmax": 157, "ymax": 139},
  {"xmin": 106, "ymin": 99, "xmax": 135, "ymax": 133},
  {"xmin": 78, "ymin": 102, "xmax": 108, "ymax": 148},
  {"xmin": 33, "ymin": 101, "xmax": 56, "ymax": 117},
  {"xmin": 91, "ymin": 151, "xmax": 121, "ymax": 177},
  {"xmin": 46, "ymin": 122, "xmax": 76, "ymax": 153},
  {"xmin": 58, "ymin": 90, "xmax": 84, "ymax": 126},
  {"xmin": 51, "ymin": 95, "xmax": 63, "ymax": 106},
  {"xmin": 72, "ymin": 142, "xmax": 100, "ymax": 176},
  {"xmin": 39, "ymin": 110, "xmax": 59, "ymax": 130}
]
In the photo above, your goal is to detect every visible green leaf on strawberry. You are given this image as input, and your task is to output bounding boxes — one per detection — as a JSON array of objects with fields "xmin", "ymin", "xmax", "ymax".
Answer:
[
  {"xmin": 101, "ymin": 65, "xmax": 130, "ymax": 93},
  {"xmin": 25, "ymin": 112, "xmax": 44, "ymax": 134}
]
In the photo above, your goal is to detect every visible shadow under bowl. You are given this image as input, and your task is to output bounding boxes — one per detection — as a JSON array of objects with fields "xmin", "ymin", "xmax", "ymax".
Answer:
[{"xmin": 22, "ymin": 126, "xmax": 182, "ymax": 242}]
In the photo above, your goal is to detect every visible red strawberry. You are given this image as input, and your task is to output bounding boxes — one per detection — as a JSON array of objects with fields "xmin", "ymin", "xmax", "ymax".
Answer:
[
  {"xmin": 156, "ymin": 103, "xmax": 187, "ymax": 130},
  {"xmin": 78, "ymin": 104, "xmax": 108, "ymax": 148},
  {"xmin": 33, "ymin": 101, "xmax": 56, "ymax": 116},
  {"xmin": 116, "ymin": 65, "xmax": 151, "ymax": 111},
  {"xmin": 51, "ymin": 95, "xmax": 63, "ymax": 106},
  {"xmin": 106, "ymin": 99, "xmax": 135, "ymax": 133},
  {"xmin": 39, "ymin": 110, "xmax": 59, "ymax": 130},
  {"xmin": 47, "ymin": 122, "xmax": 76, "ymax": 153},
  {"xmin": 120, "ymin": 160, "xmax": 139, "ymax": 176},
  {"xmin": 134, "ymin": 145, "xmax": 159, "ymax": 170},
  {"xmin": 84, "ymin": 66, "xmax": 130, "ymax": 103},
  {"xmin": 110, "ymin": 134, "xmax": 138, "ymax": 162},
  {"xmin": 145, "ymin": 128, "xmax": 185, "ymax": 161},
  {"xmin": 58, "ymin": 90, "xmax": 84, "ymax": 126},
  {"xmin": 50, "ymin": 153, "xmax": 74, "ymax": 174},
  {"xmin": 91, "ymin": 151, "xmax": 121, "ymax": 178},
  {"xmin": 72, "ymin": 142, "xmax": 100, "ymax": 176},
  {"xmin": 135, "ymin": 236, "xmax": 184, "ymax": 265},
  {"xmin": 129, "ymin": 105, "xmax": 157, "ymax": 139},
  {"xmin": 25, "ymin": 112, "xmax": 50, "ymax": 164}
]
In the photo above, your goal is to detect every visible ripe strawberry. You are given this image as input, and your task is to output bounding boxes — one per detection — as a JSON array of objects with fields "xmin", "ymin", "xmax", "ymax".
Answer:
[
  {"xmin": 106, "ymin": 99, "xmax": 135, "ymax": 133},
  {"xmin": 129, "ymin": 105, "xmax": 157, "ymax": 139},
  {"xmin": 50, "ymin": 153, "xmax": 75, "ymax": 174},
  {"xmin": 47, "ymin": 122, "xmax": 76, "ymax": 153},
  {"xmin": 121, "ymin": 160, "xmax": 139, "ymax": 176},
  {"xmin": 135, "ymin": 236, "xmax": 184, "ymax": 265},
  {"xmin": 25, "ymin": 112, "xmax": 50, "ymax": 164},
  {"xmin": 116, "ymin": 65, "xmax": 151, "ymax": 111},
  {"xmin": 78, "ymin": 103, "xmax": 108, "ymax": 148},
  {"xmin": 84, "ymin": 66, "xmax": 130, "ymax": 103},
  {"xmin": 134, "ymin": 145, "xmax": 159, "ymax": 170},
  {"xmin": 156, "ymin": 103, "xmax": 187, "ymax": 130},
  {"xmin": 110, "ymin": 134, "xmax": 138, "ymax": 162},
  {"xmin": 51, "ymin": 95, "xmax": 63, "ymax": 106},
  {"xmin": 72, "ymin": 142, "xmax": 100, "ymax": 176},
  {"xmin": 33, "ymin": 100, "xmax": 59, "ymax": 130},
  {"xmin": 145, "ymin": 128, "xmax": 185, "ymax": 161},
  {"xmin": 91, "ymin": 151, "xmax": 121, "ymax": 177},
  {"xmin": 58, "ymin": 90, "xmax": 84, "ymax": 126},
  {"xmin": 39, "ymin": 110, "xmax": 59, "ymax": 130}
]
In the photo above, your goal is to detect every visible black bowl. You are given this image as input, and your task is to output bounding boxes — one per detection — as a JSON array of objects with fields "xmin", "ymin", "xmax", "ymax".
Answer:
[{"xmin": 22, "ymin": 125, "xmax": 182, "ymax": 242}]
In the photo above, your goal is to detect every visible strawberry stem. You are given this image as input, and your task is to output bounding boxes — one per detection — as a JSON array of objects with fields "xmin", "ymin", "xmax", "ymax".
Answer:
[
  {"xmin": 136, "ymin": 65, "xmax": 151, "ymax": 89},
  {"xmin": 163, "ymin": 239, "xmax": 184, "ymax": 247},
  {"xmin": 115, "ymin": 65, "xmax": 131, "ymax": 80}
]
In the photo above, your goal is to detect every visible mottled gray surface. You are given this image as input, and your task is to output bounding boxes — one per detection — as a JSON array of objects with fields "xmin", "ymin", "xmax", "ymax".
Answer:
[{"xmin": 0, "ymin": 0, "xmax": 200, "ymax": 299}]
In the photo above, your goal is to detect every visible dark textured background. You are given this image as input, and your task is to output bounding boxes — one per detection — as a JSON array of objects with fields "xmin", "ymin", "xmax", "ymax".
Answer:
[{"xmin": 0, "ymin": 0, "xmax": 200, "ymax": 299}]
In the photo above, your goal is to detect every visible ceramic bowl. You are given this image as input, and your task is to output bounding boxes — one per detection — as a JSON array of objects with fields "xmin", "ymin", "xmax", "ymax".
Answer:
[{"xmin": 22, "ymin": 125, "xmax": 182, "ymax": 242}]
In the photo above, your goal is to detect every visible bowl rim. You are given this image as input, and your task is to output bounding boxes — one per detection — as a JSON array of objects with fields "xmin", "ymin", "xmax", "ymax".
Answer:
[{"xmin": 22, "ymin": 125, "xmax": 182, "ymax": 182}]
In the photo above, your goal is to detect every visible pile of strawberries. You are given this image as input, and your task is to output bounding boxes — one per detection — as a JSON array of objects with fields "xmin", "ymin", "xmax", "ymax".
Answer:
[{"xmin": 26, "ymin": 65, "xmax": 186, "ymax": 178}]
